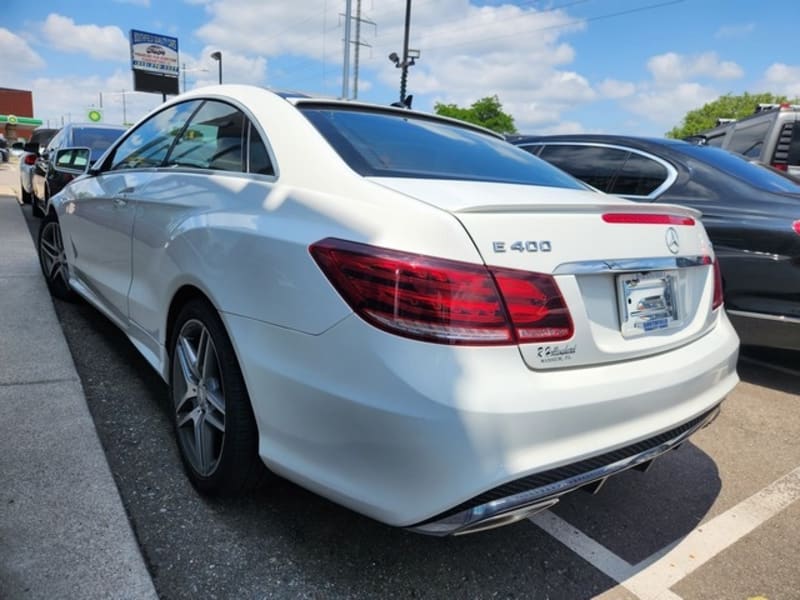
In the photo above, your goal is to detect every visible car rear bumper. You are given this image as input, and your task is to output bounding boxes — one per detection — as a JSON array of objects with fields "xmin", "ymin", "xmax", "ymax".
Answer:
[{"xmin": 225, "ymin": 308, "xmax": 739, "ymax": 530}]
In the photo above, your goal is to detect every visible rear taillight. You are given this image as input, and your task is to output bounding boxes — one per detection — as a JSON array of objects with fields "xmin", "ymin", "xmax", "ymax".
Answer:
[
  {"xmin": 793, "ymin": 220, "xmax": 800, "ymax": 235},
  {"xmin": 24, "ymin": 154, "xmax": 37, "ymax": 166},
  {"xmin": 712, "ymin": 259, "xmax": 724, "ymax": 310},
  {"xmin": 309, "ymin": 238, "xmax": 573, "ymax": 346},
  {"xmin": 602, "ymin": 213, "xmax": 695, "ymax": 226}
]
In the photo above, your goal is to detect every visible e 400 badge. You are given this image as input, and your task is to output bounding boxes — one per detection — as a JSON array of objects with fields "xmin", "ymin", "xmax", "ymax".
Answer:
[{"xmin": 493, "ymin": 240, "xmax": 552, "ymax": 253}]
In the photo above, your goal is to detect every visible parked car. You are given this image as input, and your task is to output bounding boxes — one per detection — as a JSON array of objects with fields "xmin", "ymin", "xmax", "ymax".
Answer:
[
  {"xmin": 39, "ymin": 86, "xmax": 738, "ymax": 535},
  {"xmin": 31, "ymin": 122, "xmax": 126, "ymax": 217},
  {"xmin": 0, "ymin": 136, "xmax": 8, "ymax": 162},
  {"xmin": 510, "ymin": 134, "xmax": 800, "ymax": 351},
  {"xmin": 19, "ymin": 127, "xmax": 58, "ymax": 205},
  {"xmin": 10, "ymin": 141, "xmax": 25, "ymax": 158},
  {"xmin": 690, "ymin": 103, "xmax": 800, "ymax": 177}
]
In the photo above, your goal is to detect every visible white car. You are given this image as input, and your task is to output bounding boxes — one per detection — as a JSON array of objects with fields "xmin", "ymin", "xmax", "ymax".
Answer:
[{"xmin": 39, "ymin": 85, "xmax": 739, "ymax": 536}]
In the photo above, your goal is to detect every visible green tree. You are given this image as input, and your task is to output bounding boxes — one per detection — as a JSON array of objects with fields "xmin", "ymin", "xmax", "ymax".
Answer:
[
  {"xmin": 666, "ymin": 92, "xmax": 797, "ymax": 138},
  {"xmin": 434, "ymin": 95, "xmax": 517, "ymax": 134}
]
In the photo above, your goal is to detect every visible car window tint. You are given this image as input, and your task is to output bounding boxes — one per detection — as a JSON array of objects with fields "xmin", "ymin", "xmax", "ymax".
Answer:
[
  {"xmin": 301, "ymin": 107, "xmax": 585, "ymax": 189},
  {"xmin": 728, "ymin": 120, "xmax": 771, "ymax": 158},
  {"xmin": 610, "ymin": 152, "xmax": 668, "ymax": 196},
  {"xmin": 110, "ymin": 100, "xmax": 201, "ymax": 171},
  {"xmin": 73, "ymin": 128, "xmax": 124, "ymax": 155},
  {"xmin": 166, "ymin": 100, "xmax": 245, "ymax": 172},
  {"xmin": 675, "ymin": 142, "xmax": 800, "ymax": 194},
  {"xmin": 538, "ymin": 145, "xmax": 627, "ymax": 192},
  {"xmin": 788, "ymin": 125, "xmax": 800, "ymax": 166},
  {"xmin": 247, "ymin": 123, "xmax": 274, "ymax": 175}
]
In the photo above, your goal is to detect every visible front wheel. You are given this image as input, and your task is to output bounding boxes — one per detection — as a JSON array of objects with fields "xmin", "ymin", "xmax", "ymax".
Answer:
[
  {"xmin": 169, "ymin": 299, "xmax": 265, "ymax": 496},
  {"xmin": 37, "ymin": 215, "xmax": 77, "ymax": 301}
]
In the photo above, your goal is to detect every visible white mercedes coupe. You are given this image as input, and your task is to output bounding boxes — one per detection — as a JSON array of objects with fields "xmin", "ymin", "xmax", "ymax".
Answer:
[{"xmin": 39, "ymin": 85, "xmax": 739, "ymax": 535}]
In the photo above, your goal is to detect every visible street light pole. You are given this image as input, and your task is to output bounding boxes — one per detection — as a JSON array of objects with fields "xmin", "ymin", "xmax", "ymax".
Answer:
[
  {"xmin": 210, "ymin": 51, "xmax": 223, "ymax": 84},
  {"xmin": 399, "ymin": 0, "xmax": 412, "ymax": 104}
]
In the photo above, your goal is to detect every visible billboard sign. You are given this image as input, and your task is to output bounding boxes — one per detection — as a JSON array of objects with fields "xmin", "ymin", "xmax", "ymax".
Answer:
[{"xmin": 130, "ymin": 29, "xmax": 179, "ymax": 96}]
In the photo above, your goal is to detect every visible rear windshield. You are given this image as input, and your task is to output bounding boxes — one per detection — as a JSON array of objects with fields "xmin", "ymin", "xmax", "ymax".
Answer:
[
  {"xmin": 300, "ymin": 107, "xmax": 586, "ymax": 189},
  {"xmin": 73, "ymin": 127, "xmax": 125, "ymax": 152},
  {"xmin": 674, "ymin": 142, "xmax": 800, "ymax": 194}
]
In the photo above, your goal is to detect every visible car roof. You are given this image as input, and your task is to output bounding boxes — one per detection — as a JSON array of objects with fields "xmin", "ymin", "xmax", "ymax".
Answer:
[{"xmin": 507, "ymin": 133, "xmax": 683, "ymax": 148}]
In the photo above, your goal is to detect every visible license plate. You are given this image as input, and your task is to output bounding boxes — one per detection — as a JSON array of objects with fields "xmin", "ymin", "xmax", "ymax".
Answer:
[{"xmin": 617, "ymin": 270, "xmax": 679, "ymax": 337}]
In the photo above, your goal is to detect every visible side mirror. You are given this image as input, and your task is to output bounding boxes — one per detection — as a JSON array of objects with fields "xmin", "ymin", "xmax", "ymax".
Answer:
[{"xmin": 52, "ymin": 147, "xmax": 92, "ymax": 176}]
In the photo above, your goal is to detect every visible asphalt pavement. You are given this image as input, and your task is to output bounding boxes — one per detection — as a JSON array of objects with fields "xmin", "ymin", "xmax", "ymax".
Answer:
[{"xmin": 0, "ymin": 161, "xmax": 157, "ymax": 599}]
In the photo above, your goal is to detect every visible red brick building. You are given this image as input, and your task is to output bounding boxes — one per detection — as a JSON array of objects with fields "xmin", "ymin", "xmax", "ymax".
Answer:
[{"xmin": 0, "ymin": 87, "xmax": 42, "ymax": 141}]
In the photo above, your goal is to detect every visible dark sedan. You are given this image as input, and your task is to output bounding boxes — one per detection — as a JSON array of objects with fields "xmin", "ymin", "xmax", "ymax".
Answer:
[
  {"xmin": 509, "ymin": 134, "xmax": 800, "ymax": 351},
  {"xmin": 32, "ymin": 122, "xmax": 126, "ymax": 217}
]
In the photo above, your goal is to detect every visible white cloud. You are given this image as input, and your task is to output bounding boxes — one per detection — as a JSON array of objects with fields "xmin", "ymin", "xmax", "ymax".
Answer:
[
  {"xmin": 0, "ymin": 28, "xmax": 45, "ymax": 75},
  {"xmin": 762, "ymin": 63, "xmax": 800, "ymax": 98},
  {"xmin": 192, "ymin": 0, "xmax": 591, "ymax": 131},
  {"xmin": 18, "ymin": 71, "xmax": 163, "ymax": 128},
  {"xmin": 597, "ymin": 78, "xmax": 636, "ymax": 99},
  {"xmin": 647, "ymin": 51, "xmax": 742, "ymax": 83},
  {"xmin": 189, "ymin": 46, "xmax": 268, "ymax": 88},
  {"xmin": 626, "ymin": 82, "xmax": 720, "ymax": 130},
  {"xmin": 714, "ymin": 23, "xmax": 755, "ymax": 39},
  {"xmin": 40, "ymin": 14, "xmax": 129, "ymax": 62}
]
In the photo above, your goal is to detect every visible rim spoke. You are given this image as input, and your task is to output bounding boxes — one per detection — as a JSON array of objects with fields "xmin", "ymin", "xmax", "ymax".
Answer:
[
  {"xmin": 194, "ymin": 414, "xmax": 216, "ymax": 473},
  {"xmin": 177, "ymin": 335, "xmax": 200, "ymax": 385},
  {"xmin": 177, "ymin": 405, "xmax": 201, "ymax": 429},
  {"xmin": 205, "ymin": 385, "xmax": 225, "ymax": 417},
  {"xmin": 204, "ymin": 410, "xmax": 225, "ymax": 433},
  {"xmin": 197, "ymin": 329, "xmax": 210, "ymax": 379}
]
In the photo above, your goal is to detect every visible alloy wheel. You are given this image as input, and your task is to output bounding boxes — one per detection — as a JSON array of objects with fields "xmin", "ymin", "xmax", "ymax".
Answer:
[
  {"xmin": 39, "ymin": 220, "xmax": 69, "ymax": 290},
  {"xmin": 172, "ymin": 319, "xmax": 227, "ymax": 477}
]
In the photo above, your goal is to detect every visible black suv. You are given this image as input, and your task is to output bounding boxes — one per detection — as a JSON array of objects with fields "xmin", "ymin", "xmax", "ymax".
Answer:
[{"xmin": 692, "ymin": 103, "xmax": 800, "ymax": 176}]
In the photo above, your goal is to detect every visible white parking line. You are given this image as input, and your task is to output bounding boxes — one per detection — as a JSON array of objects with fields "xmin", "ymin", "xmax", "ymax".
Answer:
[{"xmin": 530, "ymin": 466, "xmax": 800, "ymax": 599}]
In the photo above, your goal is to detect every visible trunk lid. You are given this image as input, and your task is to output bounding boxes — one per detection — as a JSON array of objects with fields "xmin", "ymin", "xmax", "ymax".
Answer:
[{"xmin": 369, "ymin": 178, "xmax": 719, "ymax": 369}]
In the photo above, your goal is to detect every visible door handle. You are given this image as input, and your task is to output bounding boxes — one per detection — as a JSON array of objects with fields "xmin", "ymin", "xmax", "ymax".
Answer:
[{"xmin": 113, "ymin": 197, "xmax": 128, "ymax": 207}]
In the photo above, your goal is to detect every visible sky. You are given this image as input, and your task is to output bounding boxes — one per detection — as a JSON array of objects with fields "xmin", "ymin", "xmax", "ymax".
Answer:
[{"xmin": 2, "ymin": 0, "xmax": 799, "ymax": 136}]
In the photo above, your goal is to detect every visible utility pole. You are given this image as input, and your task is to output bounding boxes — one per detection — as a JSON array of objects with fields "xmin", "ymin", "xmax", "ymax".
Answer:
[
  {"xmin": 341, "ymin": 0, "xmax": 352, "ymax": 99},
  {"xmin": 122, "ymin": 90, "xmax": 127, "ymax": 126},
  {"xmin": 351, "ymin": 0, "xmax": 376, "ymax": 99}
]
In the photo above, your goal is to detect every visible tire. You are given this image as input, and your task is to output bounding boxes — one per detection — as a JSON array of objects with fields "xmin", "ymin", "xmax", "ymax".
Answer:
[
  {"xmin": 20, "ymin": 184, "xmax": 32, "ymax": 205},
  {"xmin": 37, "ymin": 214, "xmax": 77, "ymax": 302},
  {"xmin": 169, "ymin": 299, "xmax": 265, "ymax": 496}
]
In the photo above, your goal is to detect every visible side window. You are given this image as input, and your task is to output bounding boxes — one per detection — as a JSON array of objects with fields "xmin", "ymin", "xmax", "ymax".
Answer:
[
  {"xmin": 787, "ymin": 124, "xmax": 800, "ymax": 167},
  {"xmin": 538, "ymin": 145, "xmax": 627, "ymax": 192},
  {"xmin": 610, "ymin": 152, "xmax": 669, "ymax": 196},
  {"xmin": 109, "ymin": 100, "xmax": 201, "ymax": 171},
  {"xmin": 705, "ymin": 134, "xmax": 725, "ymax": 148},
  {"xmin": 247, "ymin": 123, "xmax": 274, "ymax": 176},
  {"xmin": 727, "ymin": 119, "xmax": 771, "ymax": 158},
  {"xmin": 166, "ymin": 100, "xmax": 245, "ymax": 172}
]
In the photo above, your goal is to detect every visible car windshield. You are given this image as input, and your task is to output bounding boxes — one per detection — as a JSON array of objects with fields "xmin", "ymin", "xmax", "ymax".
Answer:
[
  {"xmin": 74, "ymin": 128, "xmax": 125, "ymax": 155},
  {"xmin": 673, "ymin": 142, "xmax": 800, "ymax": 194},
  {"xmin": 300, "ymin": 106, "xmax": 587, "ymax": 189}
]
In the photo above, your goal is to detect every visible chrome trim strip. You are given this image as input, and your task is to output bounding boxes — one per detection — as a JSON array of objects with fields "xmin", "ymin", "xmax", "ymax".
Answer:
[
  {"xmin": 409, "ymin": 405, "xmax": 721, "ymax": 536},
  {"xmin": 553, "ymin": 255, "xmax": 708, "ymax": 275},
  {"xmin": 727, "ymin": 310, "xmax": 800, "ymax": 325}
]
